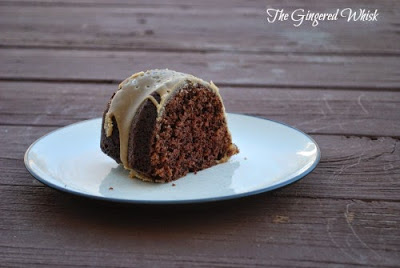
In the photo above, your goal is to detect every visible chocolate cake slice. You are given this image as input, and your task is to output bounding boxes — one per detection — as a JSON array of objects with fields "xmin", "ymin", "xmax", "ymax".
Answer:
[{"xmin": 101, "ymin": 69, "xmax": 239, "ymax": 182}]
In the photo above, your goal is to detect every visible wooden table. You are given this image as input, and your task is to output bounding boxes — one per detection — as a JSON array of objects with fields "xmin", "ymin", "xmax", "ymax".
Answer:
[{"xmin": 1, "ymin": 0, "xmax": 399, "ymax": 267}]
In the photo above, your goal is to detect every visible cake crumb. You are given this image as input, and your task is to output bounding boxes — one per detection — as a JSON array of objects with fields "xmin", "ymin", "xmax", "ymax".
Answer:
[
  {"xmin": 109, "ymin": 187, "xmax": 114, "ymax": 190},
  {"xmin": 172, "ymin": 183, "xmax": 176, "ymax": 187},
  {"xmin": 244, "ymin": 157, "xmax": 247, "ymax": 160}
]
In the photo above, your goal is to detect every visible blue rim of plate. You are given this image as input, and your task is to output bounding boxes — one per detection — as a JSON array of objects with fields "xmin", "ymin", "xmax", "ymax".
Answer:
[{"xmin": 24, "ymin": 113, "xmax": 321, "ymax": 205}]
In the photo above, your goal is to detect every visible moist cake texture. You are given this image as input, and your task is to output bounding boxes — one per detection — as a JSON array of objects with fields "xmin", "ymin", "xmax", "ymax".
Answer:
[{"xmin": 101, "ymin": 69, "xmax": 238, "ymax": 182}]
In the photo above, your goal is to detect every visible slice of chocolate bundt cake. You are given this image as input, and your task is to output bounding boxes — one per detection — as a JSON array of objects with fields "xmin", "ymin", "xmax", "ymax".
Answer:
[{"xmin": 101, "ymin": 69, "xmax": 238, "ymax": 182}]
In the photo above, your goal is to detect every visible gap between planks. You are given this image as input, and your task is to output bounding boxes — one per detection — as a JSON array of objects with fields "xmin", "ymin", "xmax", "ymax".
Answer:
[
  {"xmin": 1, "ymin": 77, "xmax": 399, "ymax": 92},
  {"xmin": 1, "ymin": 44, "xmax": 400, "ymax": 58}
]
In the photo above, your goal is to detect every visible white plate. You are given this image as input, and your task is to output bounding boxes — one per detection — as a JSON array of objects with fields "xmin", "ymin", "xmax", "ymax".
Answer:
[{"xmin": 24, "ymin": 114, "xmax": 320, "ymax": 204}]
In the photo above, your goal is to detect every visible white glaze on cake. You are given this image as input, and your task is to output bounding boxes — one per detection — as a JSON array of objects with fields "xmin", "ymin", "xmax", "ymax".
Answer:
[{"xmin": 104, "ymin": 69, "xmax": 223, "ymax": 170}]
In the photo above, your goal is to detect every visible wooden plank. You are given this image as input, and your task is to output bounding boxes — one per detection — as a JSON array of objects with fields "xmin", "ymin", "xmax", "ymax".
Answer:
[
  {"xmin": 0, "ymin": 184, "xmax": 399, "ymax": 267},
  {"xmin": 3, "ymin": 0, "xmax": 272, "ymax": 7},
  {"xmin": 0, "ymin": 1, "xmax": 399, "ymax": 54},
  {"xmin": 0, "ymin": 0, "xmax": 397, "ymax": 9},
  {"xmin": 1, "ymin": 82, "xmax": 399, "ymax": 137},
  {"xmin": 1, "ymin": 124, "xmax": 399, "ymax": 201},
  {"xmin": 1, "ymin": 49, "xmax": 399, "ymax": 89}
]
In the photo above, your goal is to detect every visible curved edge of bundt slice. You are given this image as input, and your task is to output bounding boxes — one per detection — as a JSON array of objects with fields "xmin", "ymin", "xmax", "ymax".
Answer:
[
  {"xmin": 100, "ymin": 92, "xmax": 160, "ymax": 169},
  {"xmin": 100, "ymin": 95, "xmax": 121, "ymax": 164}
]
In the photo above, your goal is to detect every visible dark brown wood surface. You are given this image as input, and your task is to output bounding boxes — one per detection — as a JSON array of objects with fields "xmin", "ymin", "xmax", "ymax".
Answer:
[{"xmin": 0, "ymin": 0, "xmax": 399, "ymax": 267}]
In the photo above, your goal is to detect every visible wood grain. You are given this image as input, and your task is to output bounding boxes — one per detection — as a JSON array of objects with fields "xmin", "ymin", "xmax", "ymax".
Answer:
[
  {"xmin": 1, "ymin": 48, "xmax": 399, "ymax": 89},
  {"xmin": 0, "ymin": 0, "xmax": 399, "ymax": 55},
  {"xmin": 1, "ymin": 82, "xmax": 399, "ymax": 137},
  {"xmin": 0, "ymin": 184, "xmax": 399, "ymax": 267}
]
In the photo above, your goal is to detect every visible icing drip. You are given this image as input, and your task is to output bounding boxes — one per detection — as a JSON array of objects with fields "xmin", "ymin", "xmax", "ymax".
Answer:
[{"xmin": 104, "ymin": 69, "xmax": 222, "ymax": 170}]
